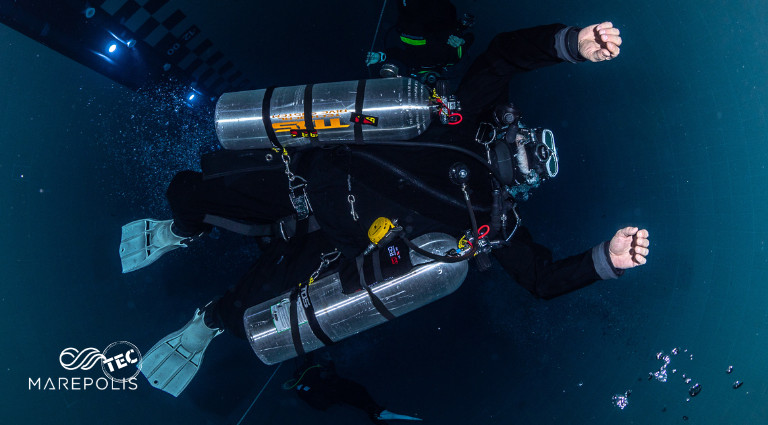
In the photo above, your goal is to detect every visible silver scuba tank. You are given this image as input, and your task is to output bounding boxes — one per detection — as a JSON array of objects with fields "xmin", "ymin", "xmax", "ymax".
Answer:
[
  {"xmin": 243, "ymin": 233, "xmax": 468, "ymax": 365},
  {"xmin": 215, "ymin": 77, "xmax": 433, "ymax": 150}
]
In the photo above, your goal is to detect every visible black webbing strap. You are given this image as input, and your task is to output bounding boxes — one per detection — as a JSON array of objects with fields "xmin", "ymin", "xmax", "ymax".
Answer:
[
  {"xmin": 303, "ymin": 84, "xmax": 317, "ymax": 144},
  {"xmin": 202, "ymin": 214, "xmax": 321, "ymax": 240},
  {"xmin": 372, "ymin": 250, "xmax": 385, "ymax": 284},
  {"xmin": 356, "ymin": 255, "xmax": 396, "ymax": 321},
  {"xmin": 300, "ymin": 285, "xmax": 334, "ymax": 347},
  {"xmin": 262, "ymin": 86, "xmax": 284, "ymax": 151},
  {"xmin": 288, "ymin": 284, "xmax": 334, "ymax": 358},
  {"xmin": 353, "ymin": 79, "xmax": 367, "ymax": 143},
  {"xmin": 289, "ymin": 287, "xmax": 305, "ymax": 358}
]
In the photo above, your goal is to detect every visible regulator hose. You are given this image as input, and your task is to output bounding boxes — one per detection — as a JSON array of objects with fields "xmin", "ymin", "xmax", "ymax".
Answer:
[{"xmin": 349, "ymin": 150, "xmax": 490, "ymax": 212}]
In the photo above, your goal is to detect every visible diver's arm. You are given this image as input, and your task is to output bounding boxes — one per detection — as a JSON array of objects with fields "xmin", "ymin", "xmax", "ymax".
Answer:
[
  {"xmin": 492, "ymin": 226, "xmax": 620, "ymax": 300},
  {"xmin": 456, "ymin": 23, "xmax": 581, "ymax": 117}
]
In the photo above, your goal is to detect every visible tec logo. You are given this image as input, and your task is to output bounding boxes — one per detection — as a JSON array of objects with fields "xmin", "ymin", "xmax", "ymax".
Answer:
[
  {"xmin": 59, "ymin": 341, "xmax": 142, "ymax": 383},
  {"xmin": 102, "ymin": 342, "xmax": 140, "ymax": 374},
  {"xmin": 387, "ymin": 245, "xmax": 401, "ymax": 265}
]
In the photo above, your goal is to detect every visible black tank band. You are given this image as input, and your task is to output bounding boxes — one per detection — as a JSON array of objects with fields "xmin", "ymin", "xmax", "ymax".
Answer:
[
  {"xmin": 289, "ymin": 283, "xmax": 334, "ymax": 359},
  {"xmin": 356, "ymin": 255, "xmax": 396, "ymax": 321},
  {"xmin": 353, "ymin": 79, "xmax": 367, "ymax": 143},
  {"xmin": 289, "ymin": 286, "xmax": 305, "ymax": 358},
  {"xmin": 300, "ymin": 285, "xmax": 335, "ymax": 347},
  {"xmin": 303, "ymin": 84, "xmax": 318, "ymax": 145},
  {"xmin": 262, "ymin": 86, "xmax": 284, "ymax": 151}
]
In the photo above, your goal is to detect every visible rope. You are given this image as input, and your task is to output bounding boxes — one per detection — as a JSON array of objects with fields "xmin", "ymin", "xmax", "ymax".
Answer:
[
  {"xmin": 369, "ymin": 0, "xmax": 388, "ymax": 54},
  {"xmin": 236, "ymin": 363, "xmax": 282, "ymax": 425},
  {"xmin": 367, "ymin": 0, "xmax": 388, "ymax": 76}
]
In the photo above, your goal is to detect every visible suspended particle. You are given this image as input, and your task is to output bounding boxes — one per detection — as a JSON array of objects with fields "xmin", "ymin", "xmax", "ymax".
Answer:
[
  {"xmin": 612, "ymin": 392, "xmax": 630, "ymax": 410},
  {"xmin": 688, "ymin": 383, "xmax": 702, "ymax": 397}
]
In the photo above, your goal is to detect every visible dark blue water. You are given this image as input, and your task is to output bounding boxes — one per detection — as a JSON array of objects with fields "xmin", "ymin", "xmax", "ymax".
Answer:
[{"xmin": 3, "ymin": 0, "xmax": 768, "ymax": 423}]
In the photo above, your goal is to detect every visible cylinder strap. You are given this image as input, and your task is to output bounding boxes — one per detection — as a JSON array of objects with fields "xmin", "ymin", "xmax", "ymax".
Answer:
[
  {"xmin": 262, "ymin": 86, "xmax": 284, "ymax": 152},
  {"xmin": 372, "ymin": 249, "xmax": 385, "ymax": 284},
  {"xmin": 353, "ymin": 79, "xmax": 367, "ymax": 143},
  {"xmin": 288, "ymin": 287, "xmax": 305, "ymax": 358},
  {"xmin": 356, "ymin": 255, "xmax": 396, "ymax": 321},
  {"xmin": 303, "ymin": 84, "xmax": 317, "ymax": 144},
  {"xmin": 289, "ymin": 284, "xmax": 335, "ymax": 358},
  {"xmin": 301, "ymin": 285, "xmax": 334, "ymax": 346}
]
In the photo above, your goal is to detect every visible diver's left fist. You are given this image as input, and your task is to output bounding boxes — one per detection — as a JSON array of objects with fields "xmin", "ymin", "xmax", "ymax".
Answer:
[
  {"xmin": 365, "ymin": 51, "xmax": 386, "ymax": 66},
  {"xmin": 608, "ymin": 227, "xmax": 649, "ymax": 269},
  {"xmin": 446, "ymin": 35, "xmax": 466, "ymax": 48},
  {"xmin": 578, "ymin": 22, "xmax": 622, "ymax": 62}
]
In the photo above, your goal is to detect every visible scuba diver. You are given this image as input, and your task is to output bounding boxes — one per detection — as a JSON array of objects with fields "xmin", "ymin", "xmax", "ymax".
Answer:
[
  {"xmin": 365, "ymin": 0, "xmax": 475, "ymax": 86},
  {"xmin": 125, "ymin": 21, "xmax": 646, "ymax": 397},
  {"xmin": 285, "ymin": 353, "xmax": 422, "ymax": 423}
]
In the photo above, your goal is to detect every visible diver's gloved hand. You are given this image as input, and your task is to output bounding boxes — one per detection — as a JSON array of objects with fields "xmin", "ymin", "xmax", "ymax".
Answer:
[
  {"xmin": 608, "ymin": 227, "xmax": 650, "ymax": 269},
  {"xmin": 578, "ymin": 21, "xmax": 622, "ymax": 62},
  {"xmin": 366, "ymin": 51, "xmax": 387, "ymax": 66},
  {"xmin": 446, "ymin": 35, "xmax": 465, "ymax": 48}
]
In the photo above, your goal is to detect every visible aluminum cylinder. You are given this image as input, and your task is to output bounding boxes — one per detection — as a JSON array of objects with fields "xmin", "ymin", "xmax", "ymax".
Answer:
[
  {"xmin": 215, "ymin": 77, "xmax": 433, "ymax": 150},
  {"xmin": 243, "ymin": 233, "xmax": 468, "ymax": 365}
]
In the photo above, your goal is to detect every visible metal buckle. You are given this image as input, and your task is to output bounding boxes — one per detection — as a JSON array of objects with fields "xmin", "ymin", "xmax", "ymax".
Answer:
[
  {"xmin": 288, "ymin": 181, "xmax": 312, "ymax": 220},
  {"xmin": 475, "ymin": 122, "xmax": 496, "ymax": 145}
]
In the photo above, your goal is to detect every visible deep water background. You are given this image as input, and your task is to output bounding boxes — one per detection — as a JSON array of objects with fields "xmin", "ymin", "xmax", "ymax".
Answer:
[{"xmin": 2, "ymin": 0, "xmax": 768, "ymax": 423}]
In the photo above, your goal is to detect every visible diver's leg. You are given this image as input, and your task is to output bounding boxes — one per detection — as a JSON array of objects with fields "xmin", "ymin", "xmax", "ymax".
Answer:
[
  {"xmin": 330, "ymin": 378, "xmax": 387, "ymax": 423},
  {"xmin": 203, "ymin": 230, "xmax": 337, "ymax": 339},
  {"xmin": 121, "ymin": 168, "xmax": 295, "ymax": 273},
  {"xmin": 166, "ymin": 169, "xmax": 295, "ymax": 237}
]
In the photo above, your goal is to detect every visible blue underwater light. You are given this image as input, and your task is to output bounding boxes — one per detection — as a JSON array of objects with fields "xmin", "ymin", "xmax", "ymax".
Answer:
[{"xmin": 185, "ymin": 87, "xmax": 205, "ymax": 106}]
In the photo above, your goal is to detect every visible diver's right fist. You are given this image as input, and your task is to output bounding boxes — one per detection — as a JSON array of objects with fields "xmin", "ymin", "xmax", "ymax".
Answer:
[
  {"xmin": 365, "ymin": 51, "xmax": 387, "ymax": 66},
  {"xmin": 578, "ymin": 22, "xmax": 622, "ymax": 62},
  {"xmin": 608, "ymin": 227, "xmax": 649, "ymax": 269}
]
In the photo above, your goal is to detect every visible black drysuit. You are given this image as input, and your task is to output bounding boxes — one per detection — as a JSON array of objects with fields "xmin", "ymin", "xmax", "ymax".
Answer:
[
  {"xmin": 383, "ymin": 0, "xmax": 468, "ymax": 69},
  {"xmin": 165, "ymin": 24, "xmax": 622, "ymax": 337}
]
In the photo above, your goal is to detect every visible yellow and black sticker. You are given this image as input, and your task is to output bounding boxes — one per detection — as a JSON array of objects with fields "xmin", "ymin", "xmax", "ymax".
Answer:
[
  {"xmin": 350, "ymin": 114, "xmax": 379, "ymax": 126},
  {"xmin": 290, "ymin": 129, "xmax": 319, "ymax": 138}
]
